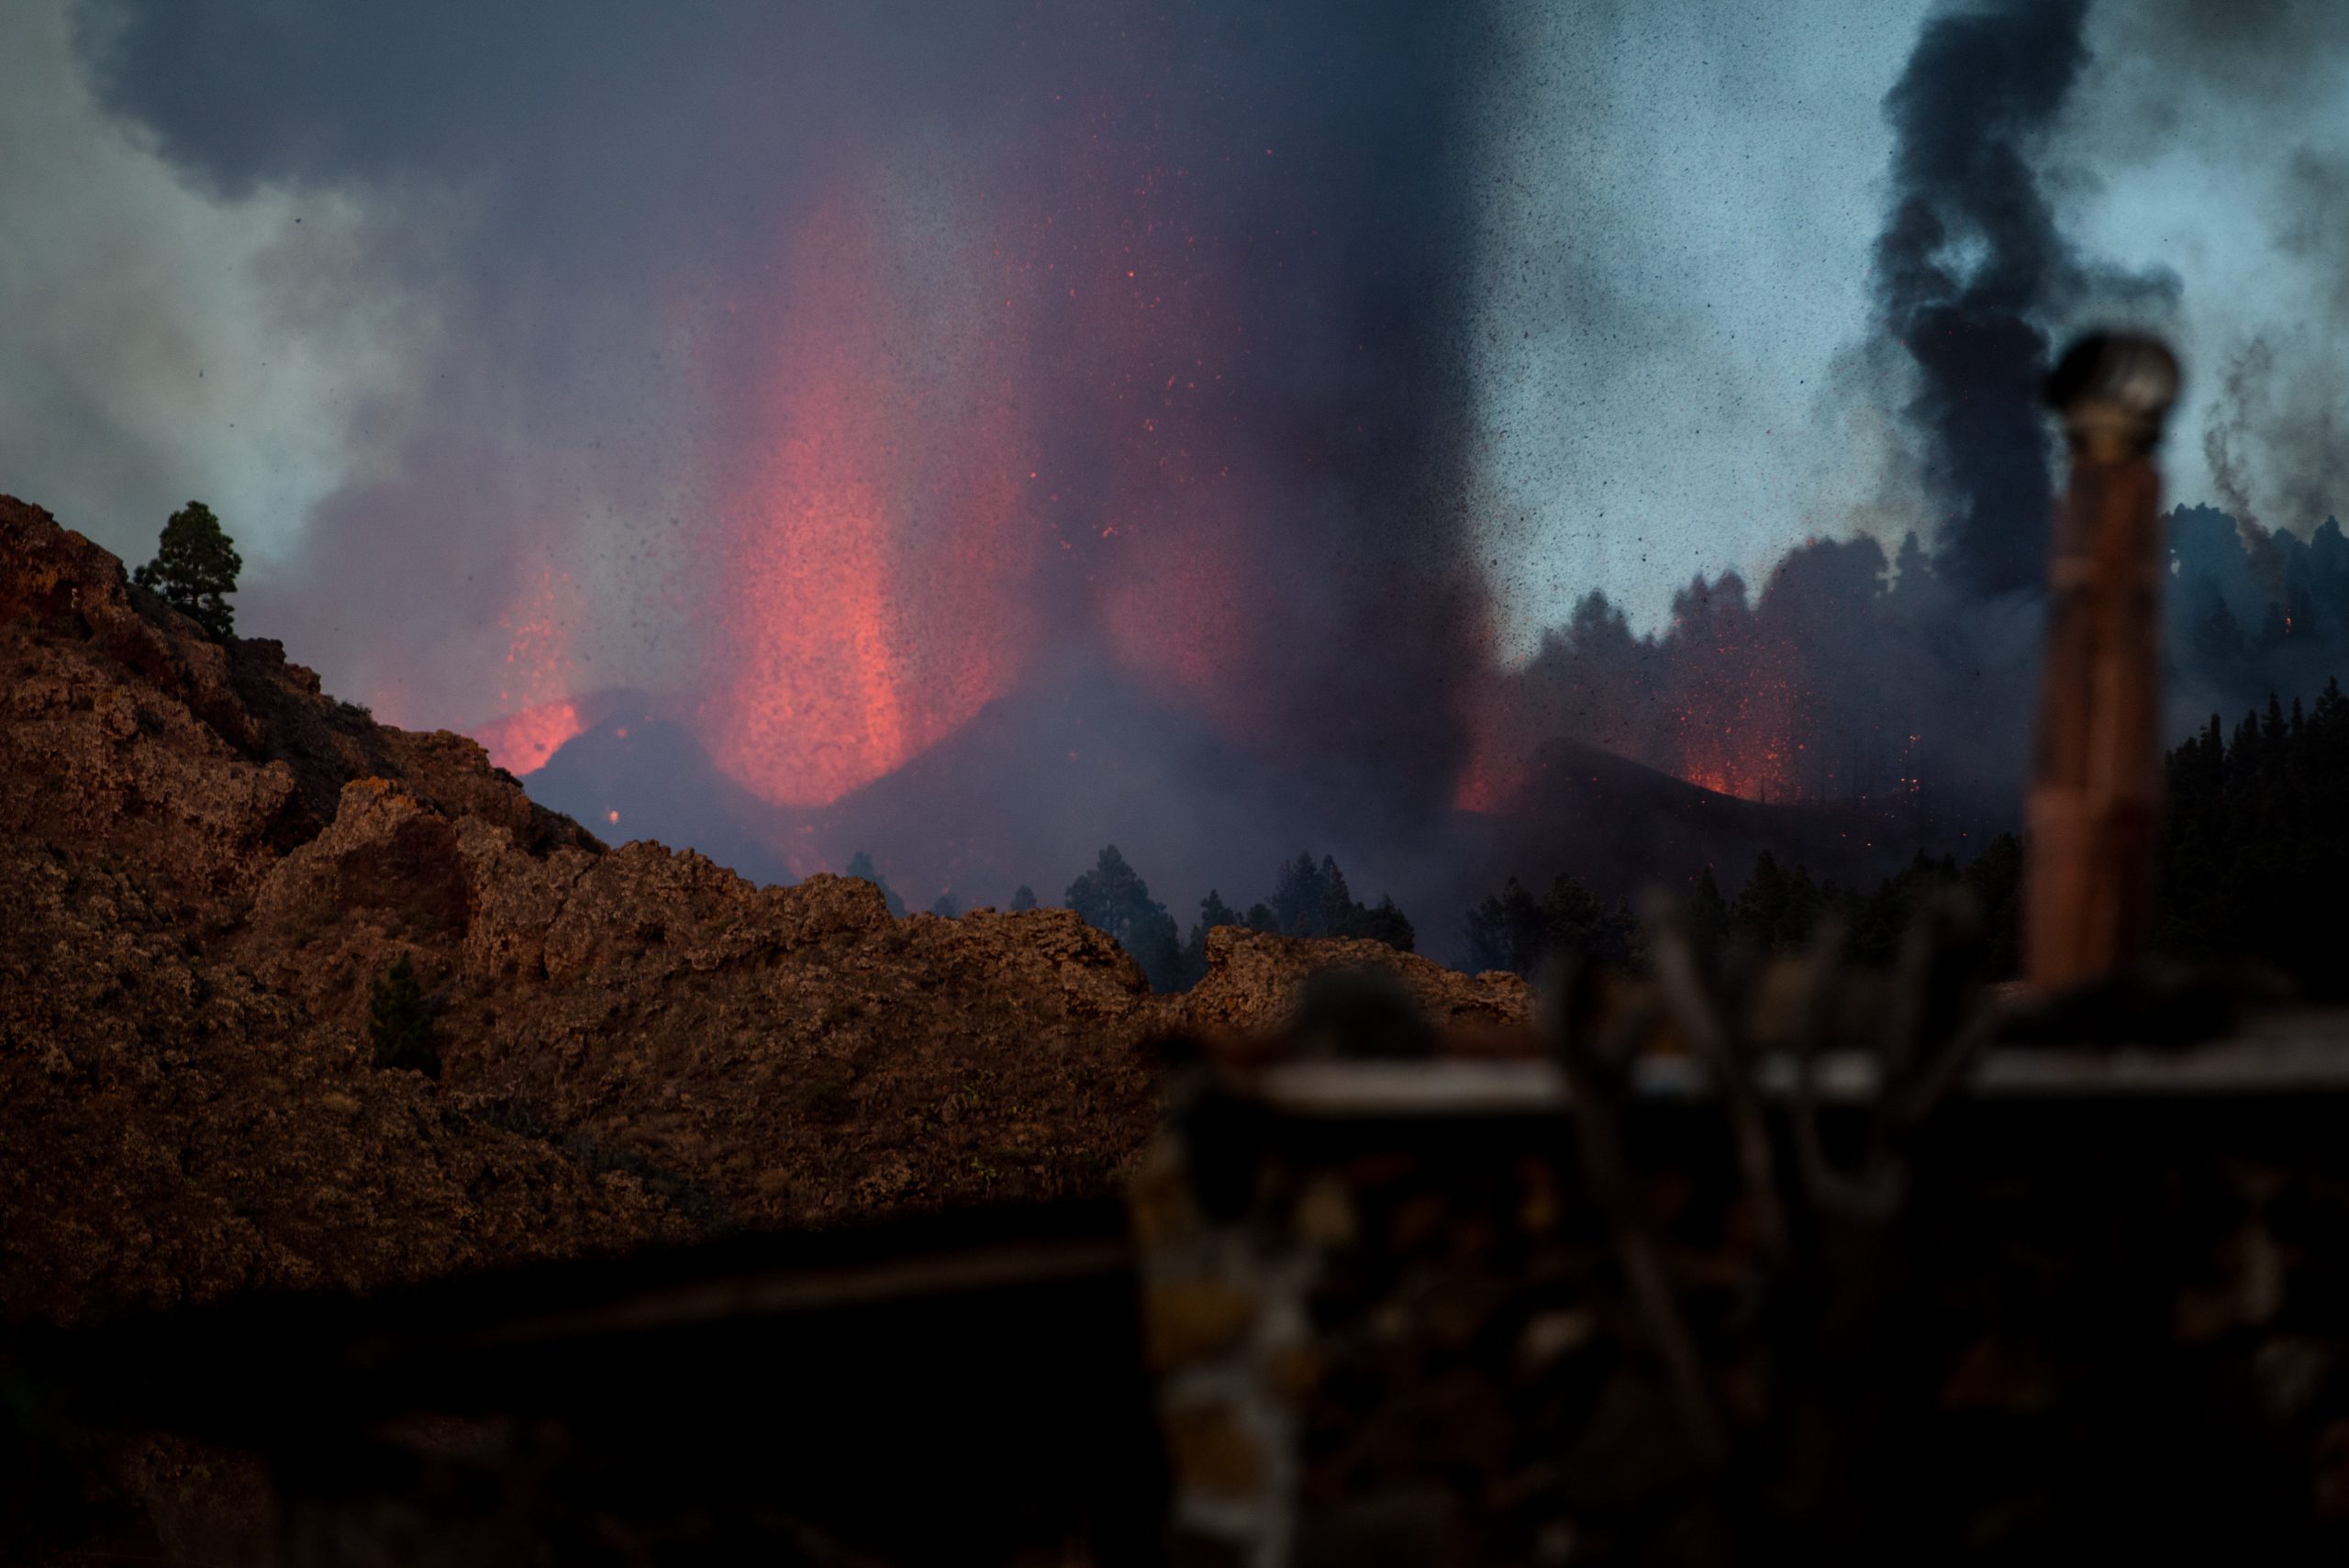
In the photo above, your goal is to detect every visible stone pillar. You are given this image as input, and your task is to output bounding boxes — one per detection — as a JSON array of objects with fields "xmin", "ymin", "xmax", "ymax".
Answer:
[{"xmin": 2026, "ymin": 332, "xmax": 2179, "ymax": 988}]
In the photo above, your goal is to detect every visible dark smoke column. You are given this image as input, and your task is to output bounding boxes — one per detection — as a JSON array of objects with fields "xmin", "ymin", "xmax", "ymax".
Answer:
[
  {"xmin": 1875, "ymin": 0, "xmax": 2091, "ymax": 597},
  {"xmin": 2026, "ymin": 332, "xmax": 2177, "ymax": 988}
]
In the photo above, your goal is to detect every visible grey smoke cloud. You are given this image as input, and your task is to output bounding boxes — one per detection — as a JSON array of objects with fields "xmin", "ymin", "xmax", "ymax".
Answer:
[
  {"xmin": 1479, "ymin": 0, "xmax": 2349, "ymax": 840},
  {"xmin": 1873, "ymin": 0, "xmax": 2092, "ymax": 598},
  {"xmin": 8, "ymin": 0, "xmax": 2349, "ymax": 929},
  {"xmin": 0, "ymin": 0, "xmax": 395, "ymax": 574},
  {"xmin": 2058, "ymin": 0, "xmax": 2349, "ymax": 555},
  {"xmin": 65, "ymin": 0, "xmax": 1493, "ymax": 837}
]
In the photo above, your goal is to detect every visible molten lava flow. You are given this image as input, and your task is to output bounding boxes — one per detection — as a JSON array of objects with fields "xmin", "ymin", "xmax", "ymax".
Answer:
[
  {"xmin": 695, "ymin": 127, "xmax": 1293, "ymax": 808},
  {"xmin": 685, "ymin": 92, "xmax": 1481, "ymax": 816}
]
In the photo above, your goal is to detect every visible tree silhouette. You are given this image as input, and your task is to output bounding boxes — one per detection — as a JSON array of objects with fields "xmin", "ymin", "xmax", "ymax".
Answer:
[
  {"xmin": 1065, "ymin": 845, "xmax": 1186, "ymax": 992},
  {"xmin": 844, "ymin": 851, "xmax": 906, "ymax": 917},
  {"xmin": 2157, "ymin": 681, "xmax": 2349, "ymax": 993},
  {"xmin": 1244, "ymin": 851, "xmax": 1415, "ymax": 949},
  {"xmin": 133, "ymin": 500, "xmax": 241, "ymax": 639},
  {"xmin": 1270, "ymin": 851, "xmax": 1326, "ymax": 935},
  {"xmin": 1463, "ymin": 873, "xmax": 1634, "ymax": 976},
  {"xmin": 1176, "ymin": 890, "xmax": 1246, "ymax": 989},
  {"xmin": 368, "ymin": 952, "xmax": 440, "ymax": 1078},
  {"xmin": 1351, "ymin": 895, "xmax": 1418, "ymax": 952},
  {"xmin": 1731, "ymin": 851, "xmax": 1827, "ymax": 951},
  {"xmin": 1318, "ymin": 860, "xmax": 1358, "ymax": 940},
  {"xmin": 1690, "ymin": 867, "xmax": 1731, "ymax": 947}
]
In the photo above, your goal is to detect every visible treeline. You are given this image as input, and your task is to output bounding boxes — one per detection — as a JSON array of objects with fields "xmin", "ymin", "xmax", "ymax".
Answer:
[
  {"xmin": 1480, "ymin": 505, "xmax": 2349, "ymax": 814},
  {"xmin": 2161, "ymin": 681, "xmax": 2349, "ymax": 992},
  {"xmin": 835, "ymin": 683, "xmax": 2349, "ymax": 997},
  {"xmin": 835, "ymin": 844, "xmax": 1417, "ymax": 994},
  {"xmin": 1065, "ymin": 847, "xmax": 1414, "ymax": 993},
  {"xmin": 1466, "ymin": 681, "xmax": 2349, "ymax": 998},
  {"xmin": 1461, "ymin": 840, "xmax": 2022, "ymax": 979}
]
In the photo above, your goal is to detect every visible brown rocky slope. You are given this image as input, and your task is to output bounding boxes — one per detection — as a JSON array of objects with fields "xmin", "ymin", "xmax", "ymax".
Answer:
[{"xmin": 0, "ymin": 495, "xmax": 1524, "ymax": 1325}]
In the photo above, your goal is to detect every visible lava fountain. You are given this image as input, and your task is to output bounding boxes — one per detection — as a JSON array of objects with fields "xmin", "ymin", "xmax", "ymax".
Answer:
[{"xmin": 696, "ymin": 183, "xmax": 1040, "ymax": 807}]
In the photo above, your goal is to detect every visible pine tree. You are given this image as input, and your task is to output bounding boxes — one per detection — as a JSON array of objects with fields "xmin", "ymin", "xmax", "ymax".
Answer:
[
  {"xmin": 1353, "ymin": 895, "xmax": 1417, "ymax": 953},
  {"xmin": 133, "ymin": 501, "xmax": 242, "ymax": 639},
  {"xmin": 1892, "ymin": 530, "xmax": 1932, "ymax": 594},
  {"xmin": 1462, "ymin": 873, "xmax": 1614, "ymax": 975},
  {"xmin": 368, "ymin": 952, "xmax": 440, "ymax": 1078},
  {"xmin": 1731, "ymin": 851, "xmax": 1828, "ymax": 951},
  {"xmin": 1690, "ymin": 867, "xmax": 1731, "ymax": 946},
  {"xmin": 1319, "ymin": 860, "xmax": 1357, "ymax": 939},
  {"xmin": 1066, "ymin": 846, "xmax": 1186, "ymax": 992},
  {"xmin": 1270, "ymin": 851, "xmax": 1327, "ymax": 935},
  {"xmin": 1176, "ymin": 891, "xmax": 1244, "ymax": 992},
  {"xmin": 1540, "ymin": 873, "xmax": 1609, "ymax": 954},
  {"xmin": 1009, "ymin": 884, "xmax": 1038, "ymax": 912},
  {"xmin": 1463, "ymin": 876, "xmax": 1545, "ymax": 975}
]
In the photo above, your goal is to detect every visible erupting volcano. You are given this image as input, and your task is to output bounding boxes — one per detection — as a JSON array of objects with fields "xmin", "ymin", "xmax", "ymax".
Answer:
[
  {"xmin": 450, "ymin": 6, "xmax": 1495, "ymax": 898},
  {"xmin": 54, "ymin": 0, "xmax": 2334, "ymax": 951}
]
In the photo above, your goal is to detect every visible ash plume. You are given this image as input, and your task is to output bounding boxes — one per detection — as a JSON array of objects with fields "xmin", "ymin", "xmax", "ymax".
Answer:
[
  {"xmin": 1872, "ymin": 0, "xmax": 2090, "ymax": 598},
  {"xmin": 1485, "ymin": 0, "xmax": 2349, "ymax": 840},
  {"xmin": 74, "ymin": 0, "xmax": 1489, "ymax": 863},
  {"xmin": 50, "ymin": 0, "xmax": 2349, "ymax": 947},
  {"xmin": 2201, "ymin": 339, "xmax": 2290, "ymax": 603}
]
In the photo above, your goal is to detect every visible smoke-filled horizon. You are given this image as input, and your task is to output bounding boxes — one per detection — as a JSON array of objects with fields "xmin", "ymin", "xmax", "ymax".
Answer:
[
  {"xmin": 1473, "ymin": 0, "xmax": 2349, "ymax": 822},
  {"xmin": 5, "ymin": 0, "xmax": 2347, "ymax": 928},
  {"xmin": 57, "ymin": 0, "xmax": 1493, "ymax": 838}
]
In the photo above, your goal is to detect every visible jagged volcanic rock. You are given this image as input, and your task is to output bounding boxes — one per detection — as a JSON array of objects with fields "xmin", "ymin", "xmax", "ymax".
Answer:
[
  {"xmin": 1173, "ymin": 927, "xmax": 1531, "ymax": 1044},
  {"xmin": 6, "ymin": 495, "xmax": 1524, "ymax": 1329}
]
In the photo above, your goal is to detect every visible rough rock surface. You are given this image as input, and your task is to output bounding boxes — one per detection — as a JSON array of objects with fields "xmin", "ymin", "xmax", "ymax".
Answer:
[
  {"xmin": 6, "ymin": 495, "xmax": 1505, "ymax": 1329},
  {"xmin": 0, "ymin": 499, "xmax": 681, "ymax": 1322},
  {"xmin": 1173, "ymin": 926, "xmax": 1532, "ymax": 1043},
  {"xmin": 2, "ymin": 494, "xmax": 1547, "ymax": 1334}
]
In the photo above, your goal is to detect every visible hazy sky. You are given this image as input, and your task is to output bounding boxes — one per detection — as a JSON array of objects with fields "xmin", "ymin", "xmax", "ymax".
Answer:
[
  {"xmin": 1466, "ymin": 0, "xmax": 2349, "ymax": 650},
  {"xmin": 1465, "ymin": 0, "xmax": 1935, "ymax": 646},
  {"xmin": 0, "ymin": 0, "xmax": 398, "ymax": 571},
  {"xmin": 5, "ymin": 0, "xmax": 2343, "ymax": 694}
]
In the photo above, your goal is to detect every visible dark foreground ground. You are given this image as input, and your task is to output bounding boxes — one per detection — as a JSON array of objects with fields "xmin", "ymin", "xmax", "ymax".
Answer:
[{"xmin": 17, "ymin": 1024, "xmax": 2349, "ymax": 1567}]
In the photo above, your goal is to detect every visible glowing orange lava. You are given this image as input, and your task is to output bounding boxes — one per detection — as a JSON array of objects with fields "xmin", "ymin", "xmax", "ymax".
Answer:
[
  {"xmin": 1450, "ymin": 655, "xmax": 1531, "ymax": 813},
  {"xmin": 699, "ymin": 187, "xmax": 1037, "ymax": 807},
  {"xmin": 474, "ymin": 699, "xmax": 584, "ymax": 774},
  {"xmin": 471, "ymin": 567, "xmax": 584, "ymax": 774}
]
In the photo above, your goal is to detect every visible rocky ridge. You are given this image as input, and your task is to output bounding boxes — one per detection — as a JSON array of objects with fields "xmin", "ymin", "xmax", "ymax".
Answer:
[{"xmin": 0, "ymin": 495, "xmax": 1526, "ymax": 1325}]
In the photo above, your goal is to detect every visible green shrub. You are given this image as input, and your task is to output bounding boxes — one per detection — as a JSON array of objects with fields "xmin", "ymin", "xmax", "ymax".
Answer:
[{"xmin": 368, "ymin": 952, "xmax": 440, "ymax": 1077}]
